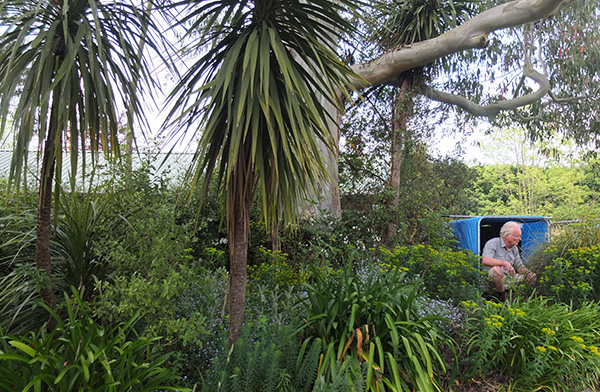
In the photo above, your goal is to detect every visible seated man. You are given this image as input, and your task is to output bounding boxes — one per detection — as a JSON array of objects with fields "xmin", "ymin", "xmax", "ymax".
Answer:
[{"xmin": 481, "ymin": 221, "xmax": 536, "ymax": 301}]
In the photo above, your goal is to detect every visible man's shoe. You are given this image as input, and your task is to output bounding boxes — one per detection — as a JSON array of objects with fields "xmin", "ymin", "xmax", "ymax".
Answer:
[
  {"xmin": 492, "ymin": 290, "xmax": 507, "ymax": 302},
  {"xmin": 499, "ymin": 290, "xmax": 507, "ymax": 302}
]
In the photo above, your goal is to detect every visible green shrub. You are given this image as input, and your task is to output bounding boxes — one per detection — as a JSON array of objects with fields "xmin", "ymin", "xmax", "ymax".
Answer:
[
  {"xmin": 91, "ymin": 164, "xmax": 220, "ymax": 340},
  {"xmin": 525, "ymin": 218, "xmax": 600, "ymax": 305},
  {"xmin": 280, "ymin": 213, "xmax": 377, "ymax": 268},
  {"xmin": 88, "ymin": 165, "xmax": 230, "ymax": 387},
  {"xmin": 247, "ymin": 247, "xmax": 308, "ymax": 292},
  {"xmin": 527, "ymin": 216, "xmax": 600, "ymax": 274},
  {"xmin": 460, "ymin": 296, "xmax": 600, "ymax": 391},
  {"xmin": 535, "ymin": 244, "xmax": 600, "ymax": 305},
  {"xmin": 377, "ymin": 245, "xmax": 482, "ymax": 303},
  {"xmin": 0, "ymin": 288, "xmax": 187, "ymax": 392},
  {"xmin": 549, "ymin": 217, "xmax": 600, "ymax": 253},
  {"xmin": 301, "ymin": 260, "xmax": 453, "ymax": 392}
]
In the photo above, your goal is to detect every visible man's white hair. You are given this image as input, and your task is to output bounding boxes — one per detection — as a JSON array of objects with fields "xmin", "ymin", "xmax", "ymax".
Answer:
[{"xmin": 500, "ymin": 221, "xmax": 522, "ymax": 238}]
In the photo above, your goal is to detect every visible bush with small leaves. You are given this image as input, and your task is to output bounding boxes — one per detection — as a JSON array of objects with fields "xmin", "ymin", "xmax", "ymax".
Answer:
[
  {"xmin": 377, "ymin": 245, "xmax": 482, "ymax": 303},
  {"xmin": 536, "ymin": 245, "xmax": 600, "ymax": 306}
]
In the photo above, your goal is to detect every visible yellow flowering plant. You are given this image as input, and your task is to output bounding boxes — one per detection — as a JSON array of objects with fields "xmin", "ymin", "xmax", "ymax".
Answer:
[
  {"xmin": 536, "ymin": 245, "xmax": 600, "ymax": 306},
  {"xmin": 377, "ymin": 245, "xmax": 483, "ymax": 303},
  {"xmin": 527, "ymin": 218, "xmax": 600, "ymax": 306},
  {"xmin": 247, "ymin": 247, "xmax": 309, "ymax": 291},
  {"xmin": 459, "ymin": 296, "xmax": 600, "ymax": 391}
]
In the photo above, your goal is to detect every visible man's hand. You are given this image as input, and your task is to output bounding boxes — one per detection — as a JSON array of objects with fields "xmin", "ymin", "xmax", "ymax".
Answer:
[
  {"xmin": 526, "ymin": 271, "xmax": 537, "ymax": 284},
  {"xmin": 505, "ymin": 262, "xmax": 516, "ymax": 275}
]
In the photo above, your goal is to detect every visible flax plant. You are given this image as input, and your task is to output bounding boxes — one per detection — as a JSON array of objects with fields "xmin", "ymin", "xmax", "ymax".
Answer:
[
  {"xmin": 301, "ymin": 261, "xmax": 452, "ymax": 391},
  {"xmin": 0, "ymin": 209, "xmax": 43, "ymax": 335}
]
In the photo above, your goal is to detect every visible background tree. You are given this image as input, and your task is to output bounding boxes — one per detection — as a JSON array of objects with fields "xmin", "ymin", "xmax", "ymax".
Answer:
[
  {"xmin": 466, "ymin": 162, "xmax": 599, "ymax": 219},
  {"xmin": 0, "ymin": 0, "xmax": 167, "ymax": 317},
  {"xmin": 324, "ymin": 0, "xmax": 599, "ymax": 218},
  {"xmin": 342, "ymin": 0, "xmax": 476, "ymax": 245}
]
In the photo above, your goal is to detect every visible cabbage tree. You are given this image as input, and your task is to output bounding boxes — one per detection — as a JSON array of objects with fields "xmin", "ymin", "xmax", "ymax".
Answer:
[
  {"xmin": 165, "ymin": 0, "xmax": 358, "ymax": 343},
  {"xmin": 0, "ymin": 0, "xmax": 167, "ymax": 320}
]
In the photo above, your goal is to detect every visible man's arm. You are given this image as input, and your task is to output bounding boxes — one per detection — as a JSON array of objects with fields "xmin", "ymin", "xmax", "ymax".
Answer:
[
  {"xmin": 482, "ymin": 256, "xmax": 516, "ymax": 275},
  {"xmin": 512, "ymin": 253, "xmax": 536, "ymax": 283}
]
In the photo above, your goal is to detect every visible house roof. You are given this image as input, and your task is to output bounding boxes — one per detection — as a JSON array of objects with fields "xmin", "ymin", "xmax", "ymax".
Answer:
[{"xmin": 0, "ymin": 149, "xmax": 196, "ymax": 186}]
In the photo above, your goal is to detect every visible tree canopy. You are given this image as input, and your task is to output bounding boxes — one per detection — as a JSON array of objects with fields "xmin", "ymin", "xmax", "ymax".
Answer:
[{"xmin": 350, "ymin": 0, "xmax": 599, "ymax": 145}]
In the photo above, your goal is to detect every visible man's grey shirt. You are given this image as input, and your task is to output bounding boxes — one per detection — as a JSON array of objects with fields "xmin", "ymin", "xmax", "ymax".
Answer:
[{"xmin": 481, "ymin": 237, "xmax": 524, "ymax": 272}]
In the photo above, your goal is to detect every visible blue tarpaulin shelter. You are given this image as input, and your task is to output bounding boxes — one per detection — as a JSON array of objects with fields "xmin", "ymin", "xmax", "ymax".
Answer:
[{"xmin": 448, "ymin": 216, "xmax": 551, "ymax": 264}]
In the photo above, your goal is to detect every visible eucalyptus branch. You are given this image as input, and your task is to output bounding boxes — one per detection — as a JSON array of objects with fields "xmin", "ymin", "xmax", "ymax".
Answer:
[
  {"xmin": 513, "ymin": 74, "xmax": 527, "ymax": 98},
  {"xmin": 350, "ymin": 0, "xmax": 577, "ymax": 89},
  {"xmin": 341, "ymin": 154, "xmax": 388, "ymax": 184},
  {"xmin": 548, "ymin": 90, "xmax": 595, "ymax": 104},
  {"xmin": 423, "ymin": 66, "xmax": 550, "ymax": 117},
  {"xmin": 512, "ymin": 23, "xmax": 537, "ymax": 101},
  {"xmin": 523, "ymin": 23, "xmax": 534, "ymax": 68},
  {"xmin": 513, "ymin": 89, "xmax": 597, "ymax": 121},
  {"xmin": 535, "ymin": 28, "xmax": 549, "ymax": 77}
]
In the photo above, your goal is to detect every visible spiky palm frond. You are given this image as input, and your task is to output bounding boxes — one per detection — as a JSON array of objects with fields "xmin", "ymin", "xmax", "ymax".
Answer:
[
  {"xmin": 166, "ymin": 0, "xmax": 359, "ymax": 234},
  {"xmin": 369, "ymin": 0, "xmax": 478, "ymax": 50}
]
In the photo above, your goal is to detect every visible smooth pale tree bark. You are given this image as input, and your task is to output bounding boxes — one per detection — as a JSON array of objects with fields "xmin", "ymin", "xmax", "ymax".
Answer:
[
  {"xmin": 350, "ymin": 0, "xmax": 574, "ymax": 89},
  {"xmin": 296, "ymin": 20, "xmax": 344, "ymax": 218},
  {"xmin": 383, "ymin": 78, "xmax": 413, "ymax": 245},
  {"xmin": 320, "ymin": 0, "xmax": 577, "ymax": 217},
  {"xmin": 310, "ymin": 94, "xmax": 343, "ymax": 218}
]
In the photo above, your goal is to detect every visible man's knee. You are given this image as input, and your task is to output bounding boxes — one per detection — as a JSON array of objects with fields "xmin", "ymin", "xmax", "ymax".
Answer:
[{"xmin": 491, "ymin": 266, "xmax": 505, "ymax": 279}]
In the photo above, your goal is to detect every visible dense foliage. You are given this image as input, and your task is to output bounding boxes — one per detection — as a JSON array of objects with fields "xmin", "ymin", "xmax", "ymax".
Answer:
[
  {"xmin": 204, "ymin": 324, "xmax": 322, "ymax": 392},
  {"xmin": 1, "ymin": 0, "xmax": 599, "ymax": 388},
  {"xmin": 0, "ymin": 289, "xmax": 185, "ymax": 392},
  {"xmin": 301, "ymin": 261, "xmax": 453, "ymax": 391},
  {"xmin": 460, "ymin": 297, "xmax": 600, "ymax": 391},
  {"xmin": 3, "ymin": 148, "xmax": 600, "ymax": 390},
  {"xmin": 377, "ymin": 245, "xmax": 482, "ymax": 303}
]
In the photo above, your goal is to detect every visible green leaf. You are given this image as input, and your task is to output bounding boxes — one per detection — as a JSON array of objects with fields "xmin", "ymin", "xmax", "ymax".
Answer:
[
  {"xmin": 0, "ymin": 353, "xmax": 31, "ymax": 362},
  {"xmin": 8, "ymin": 341, "xmax": 36, "ymax": 357},
  {"xmin": 54, "ymin": 364, "xmax": 81, "ymax": 385}
]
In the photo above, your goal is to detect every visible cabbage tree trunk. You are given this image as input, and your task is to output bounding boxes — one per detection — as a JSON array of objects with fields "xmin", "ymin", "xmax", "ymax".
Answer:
[
  {"xmin": 228, "ymin": 176, "xmax": 254, "ymax": 344},
  {"xmin": 36, "ymin": 99, "xmax": 60, "ymax": 328}
]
